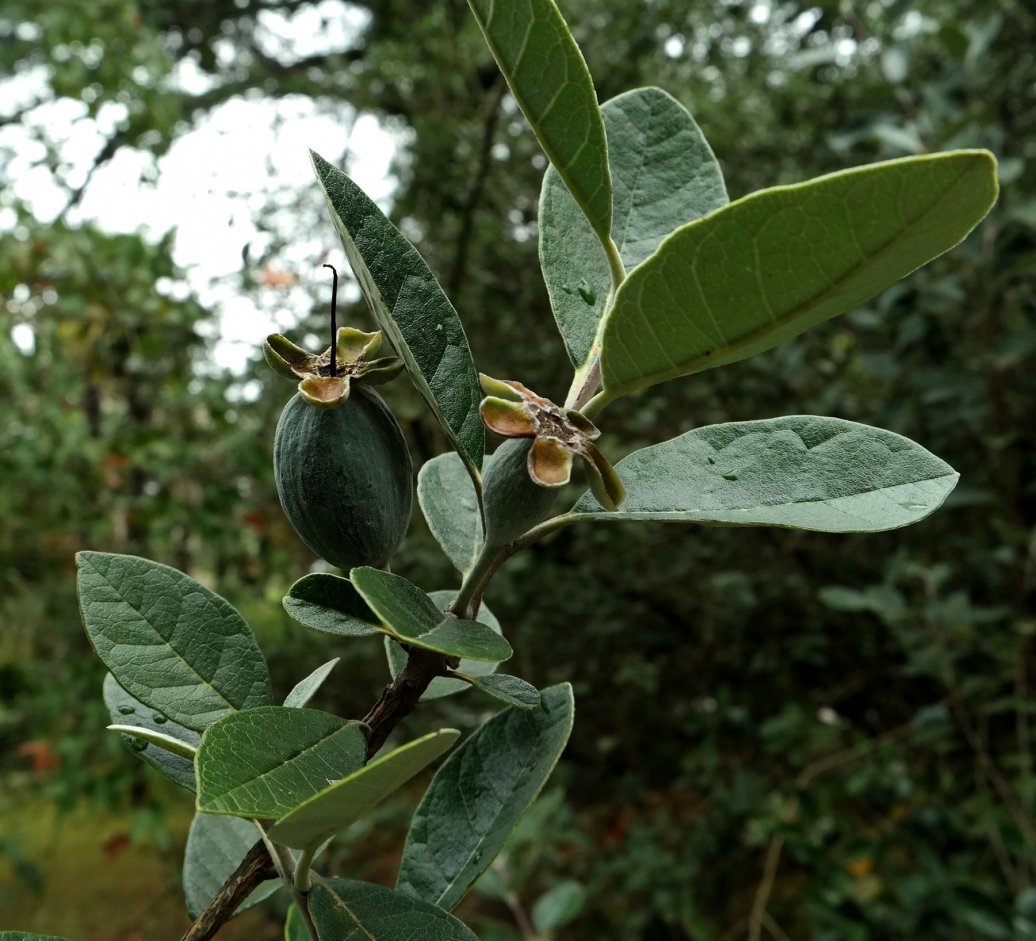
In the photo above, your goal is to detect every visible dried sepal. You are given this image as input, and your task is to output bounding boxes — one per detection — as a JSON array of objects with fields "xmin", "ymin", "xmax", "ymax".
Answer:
[
  {"xmin": 479, "ymin": 373, "xmax": 525, "ymax": 402},
  {"xmin": 481, "ymin": 397, "xmax": 537, "ymax": 437},
  {"xmin": 583, "ymin": 442, "xmax": 626, "ymax": 511},
  {"xmin": 265, "ymin": 334, "xmax": 321, "ymax": 379},
  {"xmin": 478, "ymin": 374, "xmax": 626, "ymax": 508},
  {"xmin": 299, "ymin": 375, "xmax": 351, "ymax": 408},
  {"xmin": 337, "ymin": 327, "xmax": 381, "ymax": 364},
  {"xmin": 528, "ymin": 437, "xmax": 573, "ymax": 488},
  {"xmin": 354, "ymin": 357, "xmax": 405, "ymax": 386}
]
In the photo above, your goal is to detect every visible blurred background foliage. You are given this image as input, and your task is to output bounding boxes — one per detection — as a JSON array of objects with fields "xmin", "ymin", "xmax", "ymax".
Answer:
[{"xmin": 1, "ymin": 0, "xmax": 1035, "ymax": 939}]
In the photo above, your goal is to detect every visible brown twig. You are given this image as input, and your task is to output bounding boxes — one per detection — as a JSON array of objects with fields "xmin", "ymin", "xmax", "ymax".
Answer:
[{"xmin": 177, "ymin": 646, "xmax": 451, "ymax": 941}]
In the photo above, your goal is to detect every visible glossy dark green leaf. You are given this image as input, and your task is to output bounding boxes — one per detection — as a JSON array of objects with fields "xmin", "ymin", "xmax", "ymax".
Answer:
[
  {"xmin": 77, "ymin": 552, "xmax": 272, "ymax": 732},
  {"xmin": 598, "ymin": 151, "xmax": 998, "ymax": 401},
  {"xmin": 283, "ymin": 573, "xmax": 380, "ymax": 638},
  {"xmin": 385, "ymin": 592, "xmax": 503, "ymax": 701},
  {"xmin": 418, "ymin": 453, "xmax": 484, "ymax": 576},
  {"xmin": 351, "ymin": 567, "xmax": 512, "ymax": 662},
  {"xmin": 311, "ymin": 151, "xmax": 484, "ymax": 476},
  {"xmin": 397, "ymin": 683, "xmax": 574, "ymax": 910},
  {"xmin": 541, "ymin": 86, "xmax": 728, "ymax": 366},
  {"xmin": 183, "ymin": 813, "xmax": 280, "ymax": 919},
  {"xmin": 269, "ymin": 729, "xmax": 459, "ymax": 850},
  {"xmin": 102, "ymin": 672, "xmax": 199, "ymax": 791},
  {"xmin": 469, "ymin": 0, "xmax": 611, "ymax": 247},
  {"xmin": 569, "ymin": 416, "xmax": 959, "ymax": 532},
  {"xmin": 283, "ymin": 659, "xmax": 340, "ymax": 709},
  {"xmin": 467, "ymin": 674, "xmax": 541, "ymax": 709},
  {"xmin": 196, "ymin": 706, "xmax": 367, "ymax": 820},
  {"xmin": 310, "ymin": 879, "xmax": 480, "ymax": 941}
]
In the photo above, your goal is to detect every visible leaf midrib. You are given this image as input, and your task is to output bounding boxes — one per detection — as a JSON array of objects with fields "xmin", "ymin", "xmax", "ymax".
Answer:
[{"xmin": 603, "ymin": 156, "xmax": 981, "ymax": 396}]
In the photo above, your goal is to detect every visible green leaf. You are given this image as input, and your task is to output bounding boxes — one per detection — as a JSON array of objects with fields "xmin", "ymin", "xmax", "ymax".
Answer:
[
  {"xmin": 599, "ymin": 150, "xmax": 999, "ymax": 400},
  {"xmin": 541, "ymin": 86, "xmax": 728, "ymax": 366},
  {"xmin": 397, "ymin": 683, "xmax": 574, "ymax": 910},
  {"xmin": 531, "ymin": 880, "xmax": 586, "ymax": 933},
  {"xmin": 283, "ymin": 574, "xmax": 380, "ymax": 638},
  {"xmin": 467, "ymin": 674, "xmax": 541, "ymax": 709},
  {"xmin": 106, "ymin": 724, "xmax": 197, "ymax": 760},
  {"xmin": 183, "ymin": 813, "xmax": 280, "ymax": 920},
  {"xmin": 284, "ymin": 906, "xmax": 308, "ymax": 941},
  {"xmin": 311, "ymin": 151, "xmax": 484, "ymax": 477},
  {"xmin": 418, "ymin": 453, "xmax": 484, "ymax": 576},
  {"xmin": 102, "ymin": 673, "xmax": 199, "ymax": 791},
  {"xmin": 570, "ymin": 416, "xmax": 958, "ymax": 532},
  {"xmin": 196, "ymin": 706, "xmax": 367, "ymax": 820},
  {"xmin": 351, "ymin": 567, "xmax": 512, "ymax": 663},
  {"xmin": 469, "ymin": 0, "xmax": 611, "ymax": 248},
  {"xmin": 385, "ymin": 592, "xmax": 503, "ymax": 701},
  {"xmin": 77, "ymin": 552, "xmax": 272, "ymax": 733},
  {"xmin": 309, "ymin": 879, "xmax": 480, "ymax": 941},
  {"xmin": 269, "ymin": 729, "xmax": 460, "ymax": 850},
  {"xmin": 284, "ymin": 659, "xmax": 340, "ymax": 708}
]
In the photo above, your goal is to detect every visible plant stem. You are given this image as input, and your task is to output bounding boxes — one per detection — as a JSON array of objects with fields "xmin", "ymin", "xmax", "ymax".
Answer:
[
  {"xmin": 449, "ymin": 544, "xmax": 508, "ymax": 619},
  {"xmin": 294, "ymin": 844, "xmax": 317, "ymax": 894}
]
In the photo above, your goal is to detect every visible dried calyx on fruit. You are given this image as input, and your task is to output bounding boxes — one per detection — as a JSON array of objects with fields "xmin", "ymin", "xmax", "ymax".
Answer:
[
  {"xmin": 265, "ymin": 273, "xmax": 413, "ymax": 570},
  {"xmin": 479, "ymin": 374, "xmax": 625, "ymax": 511}
]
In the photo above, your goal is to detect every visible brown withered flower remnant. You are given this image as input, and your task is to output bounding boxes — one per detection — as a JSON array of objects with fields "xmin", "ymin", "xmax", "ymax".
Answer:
[{"xmin": 479, "ymin": 375, "xmax": 626, "ymax": 511}]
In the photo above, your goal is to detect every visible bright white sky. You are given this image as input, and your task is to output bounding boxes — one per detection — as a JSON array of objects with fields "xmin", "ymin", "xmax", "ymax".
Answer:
[{"xmin": 1, "ymin": 0, "xmax": 399, "ymax": 372}]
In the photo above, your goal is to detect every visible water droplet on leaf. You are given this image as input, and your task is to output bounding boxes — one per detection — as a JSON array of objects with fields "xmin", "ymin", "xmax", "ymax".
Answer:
[
  {"xmin": 117, "ymin": 706, "xmax": 135, "ymax": 715},
  {"xmin": 152, "ymin": 713, "xmax": 168, "ymax": 724},
  {"xmin": 722, "ymin": 473, "xmax": 738, "ymax": 481}
]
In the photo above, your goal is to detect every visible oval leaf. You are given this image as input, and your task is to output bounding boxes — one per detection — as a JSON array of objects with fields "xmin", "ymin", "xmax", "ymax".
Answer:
[
  {"xmin": 541, "ymin": 86, "xmax": 728, "ymax": 366},
  {"xmin": 311, "ymin": 151, "xmax": 484, "ymax": 477},
  {"xmin": 531, "ymin": 880, "xmax": 586, "ymax": 933},
  {"xmin": 599, "ymin": 150, "xmax": 998, "ymax": 399},
  {"xmin": 570, "ymin": 416, "xmax": 958, "ymax": 532},
  {"xmin": 385, "ymin": 593, "xmax": 503, "ymax": 701},
  {"xmin": 397, "ymin": 683, "xmax": 574, "ymax": 910},
  {"xmin": 183, "ymin": 813, "xmax": 280, "ymax": 920},
  {"xmin": 196, "ymin": 706, "xmax": 367, "ymax": 820},
  {"xmin": 309, "ymin": 879, "xmax": 479, "ymax": 941},
  {"xmin": 77, "ymin": 552, "xmax": 272, "ymax": 732},
  {"xmin": 283, "ymin": 659, "xmax": 340, "ymax": 709},
  {"xmin": 469, "ymin": 0, "xmax": 611, "ymax": 245},
  {"xmin": 418, "ymin": 454, "xmax": 485, "ymax": 576},
  {"xmin": 283, "ymin": 573, "xmax": 380, "ymax": 638},
  {"xmin": 467, "ymin": 674, "xmax": 541, "ymax": 710},
  {"xmin": 102, "ymin": 673, "xmax": 199, "ymax": 791},
  {"xmin": 351, "ymin": 567, "xmax": 511, "ymax": 662},
  {"xmin": 269, "ymin": 729, "xmax": 460, "ymax": 850}
]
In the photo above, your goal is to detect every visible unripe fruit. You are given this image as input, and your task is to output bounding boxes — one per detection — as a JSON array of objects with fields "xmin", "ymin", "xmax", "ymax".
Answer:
[
  {"xmin": 274, "ymin": 386, "xmax": 413, "ymax": 570},
  {"xmin": 482, "ymin": 439, "xmax": 558, "ymax": 548}
]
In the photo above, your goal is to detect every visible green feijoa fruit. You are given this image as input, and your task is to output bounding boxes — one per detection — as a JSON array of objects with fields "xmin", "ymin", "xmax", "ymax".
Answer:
[
  {"xmin": 482, "ymin": 439, "xmax": 558, "ymax": 549},
  {"xmin": 274, "ymin": 386, "xmax": 413, "ymax": 569}
]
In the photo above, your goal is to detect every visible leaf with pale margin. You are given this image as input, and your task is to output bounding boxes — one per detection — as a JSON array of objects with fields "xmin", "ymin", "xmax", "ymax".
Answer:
[
  {"xmin": 351, "ymin": 567, "xmax": 511, "ymax": 663},
  {"xmin": 0, "ymin": 934, "xmax": 74, "ymax": 940},
  {"xmin": 283, "ymin": 574, "xmax": 380, "ymax": 638},
  {"xmin": 469, "ymin": 0, "xmax": 611, "ymax": 245},
  {"xmin": 269, "ymin": 729, "xmax": 460, "ymax": 849},
  {"xmin": 283, "ymin": 659, "xmax": 340, "ymax": 709},
  {"xmin": 311, "ymin": 151, "xmax": 484, "ymax": 477},
  {"xmin": 600, "ymin": 150, "xmax": 998, "ymax": 399},
  {"xmin": 418, "ymin": 454, "xmax": 484, "ymax": 575},
  {"xmin": 569, "ymin": 416, "xmax": 958, "ymax": 532},
  {"xmin": 196, "ymin": 706, "xmax": 367, "ymax": 820},
  {"xmin": 183, "ymin": 813, "xmax": 280, "ymax": 919},
  {"xmin": 310, "ymin": 879, "xmax": 480, "ymax": 941},
  {"xmin": 541, "ymin": 86, "xmax": 728, "ymax": 366},
  {"xmin": 77, "ymin": 552, "xmax": 272, "ymax": 733},
  {"xmin": 397, "ymin": 683, "xmax": 574, "ymax": 910},
  {"xmin": 102, "ymin": 673, "xmax": 199, "ymax": 791},
  {"xmin": 385, "ymin": 593, "xmax": 503, "ymax": 701},
  {"xmin": 467, "ymin": 674, "xmax": 541, "ymax": 709}
]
